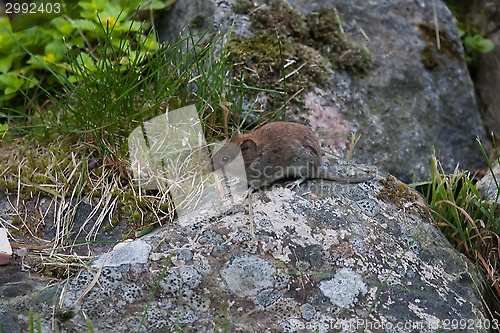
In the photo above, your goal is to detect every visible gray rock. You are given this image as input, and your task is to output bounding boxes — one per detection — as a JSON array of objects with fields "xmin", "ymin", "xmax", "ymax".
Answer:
[
  {"xmin": 0, "ymin": 1, "xmax": 493, "ymax": 331},
  {"xmin": 476, "ymin": 41, "xmax": 500, "ymax": 142},
  {"xmin": 476, "ymin": 162, "xmax": 500, "ymax": 202},
  {"xmin": 3, "ymin": 169, "xmax": 488, "ymax": 332},
  {"xmin": 159, "ymin": 0, "xmax": 487, "ymax": 182},
  {"xmin": 90, "ymin": 239, "xmax": 152, "ymax": 268}
]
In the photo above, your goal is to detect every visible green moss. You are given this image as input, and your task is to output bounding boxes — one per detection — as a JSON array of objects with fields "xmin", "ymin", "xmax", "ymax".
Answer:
[
  {"xmin": 129, "ymin": 210, "xmax": 142, "ymax": 223},
  {"xmin": 123, "ymin": 190, "xmax": 133, "ymax": 200},
  {"xmin": 250, "ymin": 3, "xmax": 372, "ymax": 74},
  {"xmin": 377, "ymin": 175, "xmax": 425, "ymax": 214},
  {"xmin": 251, "ymin": 1, "xmax": 308, "ymax": 38},
  {"xmin": 305, "ymin": 9, "xmax": 372, "ymax": 74},
  {"xmin": 228, "ymin": 1, "xmax": 373, "ymax": 108},
  {"xmin": 160, "ymin": 202, "xmax": 173, "ymax": 211},
  {"xmin": 233, "ymin": 0, "xmax": 255, "ymax": 15},
  {"xmin": 56, "ymin": 310, "xmax": 75, "ymax": 321},
  {"xmin": 228, "ymin": 32, "xmax": 328, "ymax": 108},
  {"xmin": 228, "ymin": 34, "xmax": 290, "ymax": 87},
  {"xmin": 190, "ymin": 15, "xmax": 206, "ymax": 29},
  {"xmin": 0, "ymin": 178, "xmax": 17, "ymax": 193},
  {"xmin": 418, "ymin": 23, "xmax": 462, "ymax": 69}
]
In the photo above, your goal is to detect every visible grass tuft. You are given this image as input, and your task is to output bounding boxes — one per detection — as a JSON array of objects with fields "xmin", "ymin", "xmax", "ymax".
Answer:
[
  {"xmin": 416, "ymin": 143, "xmax": 500, "ymax": 319},
  {"xmin": 0, "ymin": 13, "xmax": 251, "ymax": 275}
]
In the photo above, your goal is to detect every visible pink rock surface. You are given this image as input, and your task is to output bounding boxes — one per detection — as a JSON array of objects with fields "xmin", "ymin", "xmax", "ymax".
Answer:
[{"xmin": 0, "ymin": 228, "xmax": 13, "ymax": 265}]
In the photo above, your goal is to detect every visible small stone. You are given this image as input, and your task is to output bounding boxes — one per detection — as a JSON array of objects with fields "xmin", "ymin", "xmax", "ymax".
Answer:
[{"xmin": 0, "ymin": 228, "xmax": 12, "ymax": 265}]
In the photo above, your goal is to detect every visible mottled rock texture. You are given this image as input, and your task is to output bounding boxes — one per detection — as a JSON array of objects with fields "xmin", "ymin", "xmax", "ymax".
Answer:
[
  {"xmin": 0, "ymin": 1, "xmax": 493, "ymax": 332},
  {"xmin": 2, "ymin": 168, "xmax": 488, "ymax": 332},
  {"xmin": 476, "ymin": 162, "xmax": 500, "ymax": 203}
]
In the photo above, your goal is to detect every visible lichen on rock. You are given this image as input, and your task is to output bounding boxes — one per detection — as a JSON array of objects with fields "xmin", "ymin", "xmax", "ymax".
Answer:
[{"xmin": 39, "ymin": 167, "xmax": 488, "ymax": 332}]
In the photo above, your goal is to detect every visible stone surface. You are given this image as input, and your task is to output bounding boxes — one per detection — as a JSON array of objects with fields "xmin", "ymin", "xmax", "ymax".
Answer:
[
  {"xmin": 0, "ymin": 166, "xmax": 488, "ymax": 332},
  {"xmin": 0, "ymin": 228, "xmax": 12, "ymax": 265},
  {"xmin": 475, "ymin": 33, "xmax": 500, "ymax": 142},
  {"xmin": 476, "ymin": 162, "xmax": 500, "ymax": 203},
  {"xmin": 0, "ymin": 190, "xmax": 133, "ymax": 332},
  {"xmin": 159, "ymin": 0, "xmax": 488, "ymax": 182},
  {"xmin": 0, "ymin": 1, "xmax": 494, "ymax": 332}
]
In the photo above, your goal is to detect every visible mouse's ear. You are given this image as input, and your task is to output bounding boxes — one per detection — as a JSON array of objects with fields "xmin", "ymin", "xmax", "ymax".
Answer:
[{"xmin": 240, "ymin": 139, "xmax": 257, "ymax": 153}]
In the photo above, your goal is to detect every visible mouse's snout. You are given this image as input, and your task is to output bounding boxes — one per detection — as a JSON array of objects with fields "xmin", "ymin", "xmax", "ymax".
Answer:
[{"xmin": 208, "ymin": 142, "xmax": 242, "ymax": 172}]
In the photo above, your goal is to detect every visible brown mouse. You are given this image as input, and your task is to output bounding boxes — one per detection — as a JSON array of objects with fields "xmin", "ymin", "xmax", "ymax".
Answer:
[{"xmin": 208, "ymin": 121, "xmax": 373, "ymax": 189}]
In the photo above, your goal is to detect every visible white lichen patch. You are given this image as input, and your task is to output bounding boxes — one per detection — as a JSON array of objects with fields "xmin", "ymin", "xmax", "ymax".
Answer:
[
  {"xmin": 90, "ymin": 239, "xmax": 152, "ymax": 268},
  {"xmin": 319, "ymin": 268, "xmax": 367, "ymax": 308},
  {"xmin": 408, "ymin": 302, "xmax": 440, "ymax": 328},
  {"xmin": 221, "ymin": 253, "xmax": 277, "ymax": 297},
  {"xmin": 50, "ymin": 166, "xmax": 488, "ymax": 332},
  {"xmin": 419, "ymin": 258, "xmax": 455, "ymax": 297},
  {"xmin": 251, "ymin": 192, "xmax": 318, "ymax": 247}
]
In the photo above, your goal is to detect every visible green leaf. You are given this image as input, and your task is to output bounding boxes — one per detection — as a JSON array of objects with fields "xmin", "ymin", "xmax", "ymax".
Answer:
[
  {"xmin": 100, "ymin": 5, "xmax": 126, "ymax": 18},
  {"xmin": 62, "ymin": 35, "xmax": 85, "ymax": 49},
  {"xmin": 122, "ymin": 0, "xmax": 141, "ymax": 9},
  {"xmin": 45, "ymin": 40, "xmax": 67, "ymax": 58},
  {"xmin": 113, "ymin": 20, "xmax": 142, "ymax": 33},
  {"xmin": 23, "ymin": 75, "xmax": 39, "ymax": 89},
  {"xmin": 474, "ymin": 38, "xmax": 495, "ymax": 53},
  {"xmin": 76, "ymin": 53, "xmax": 96, "ymax": 71},
  {"xmin": 140, "ymin": 0, "xmax": 176, "ymax": 10},
  {"xmin": 0, "ymin": 31, "xmax": 15, "ymax": 54},
  {"xmin": 0, "ymin": 72, "xmax": 24, "ymax": 94},
  {"xmin": 0, "ymin": 123, "xmax": 8, "ymax": 135},
  {"xmin": 27, "ymin": 55, "xmax": 47, "ymax": 69},
  {"xmin": 458, "ymin": 27, "xmax": 465, "ymax": 38},
  {"xmin": 97, "ymin": 6, "xmax": 128, "ymax": 29},
  {"xmin": 79, "ymin": 0, "xmax": 108, "ymax": 12},
  {"xmin": 144, "ymin": 34, "xmax": 158, "ymax": 51},
  {"xmin": 465, "ymin": 35, "xmax": 496, "ymax": 54},
  {"xmin": 51, "ymin": 17, "xmax": 75, "ymax": 35},
  {"xmin": 5, "ymin": 86, "xmax": 20, "ymax": 94},
  {"xmin": 67, "ymin": 75, "xmax": 78, "ymax": 83},
  {"xmin": 0, "ymin": 55, "xmax": 14, "ymax": 73},
  {"xmin": 73, "ymin": 19, "xmax": 98, "ymax": 31},
  {"xmin": 0, "ymin": 17, "xmax": 11, "ymax": 29},
  {"xmin": 27, "ymin": 52, "xmax": 64, "ymax": 70}
]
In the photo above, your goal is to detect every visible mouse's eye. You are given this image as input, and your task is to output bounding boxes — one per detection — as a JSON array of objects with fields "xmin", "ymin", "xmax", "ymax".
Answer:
[{"xmin": 221, "ymin": 155, "xmax": 230, "ymax": 164}]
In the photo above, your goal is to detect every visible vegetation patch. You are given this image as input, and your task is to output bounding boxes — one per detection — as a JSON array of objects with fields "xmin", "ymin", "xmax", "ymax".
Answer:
[
  {"xmin": 228, "ymin": 34, "xmax": 326, "ymax": 108},
  {"xmin": 228, "ymin": 0, "xmax": 372, "ymax": 109},
  {"xmin": 0, "ymin": 0, "xmax": 173, "ymax": 121},
  {"xmin": 414, "ymin": 145, "xmax": 500, "ymax": 318},
  {"xmin": 0, "ymin": 4, "xmax": 243, "ymax": 281},
  {"xmin": 378, "ymin": 175, "xmax": 425, "ymax": 215},
  {"xmin": 418, "ymin": 23, "xmax": 463, "ymax": 69},
  {"xmin": 442, "ymin": 0, "xmax": 496, "ymax": 64},
  {"xmin": 305, "ymin": 8, "xmax": 372, "ymax": 74},
  {"xmin": 0, "ymin": 136, "xmax": 173, "ymax": 244}
]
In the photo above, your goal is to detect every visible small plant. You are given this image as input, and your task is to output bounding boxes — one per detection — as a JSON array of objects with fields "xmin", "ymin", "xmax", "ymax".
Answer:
[
  {"xmin": 0, "ymin": 0, "xmax": 286, "ymax": 269},
  {"xmin": 459, "ymin": 28, "xmax": 495, "ymax": 62},
  {"xmin": 443, "ymin": 0, "xmax": 496, "ymax": 64},
  {"xmin": 28, "ymin": 310, "xmax": 43, "ymax": 333},
  {"xmin": 417, "ymin": 144, "xmax": 500, "ymax": 319},
  {"xmin": 0, "ymin": 0, "xmax": 173, "ymax": 120}
]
